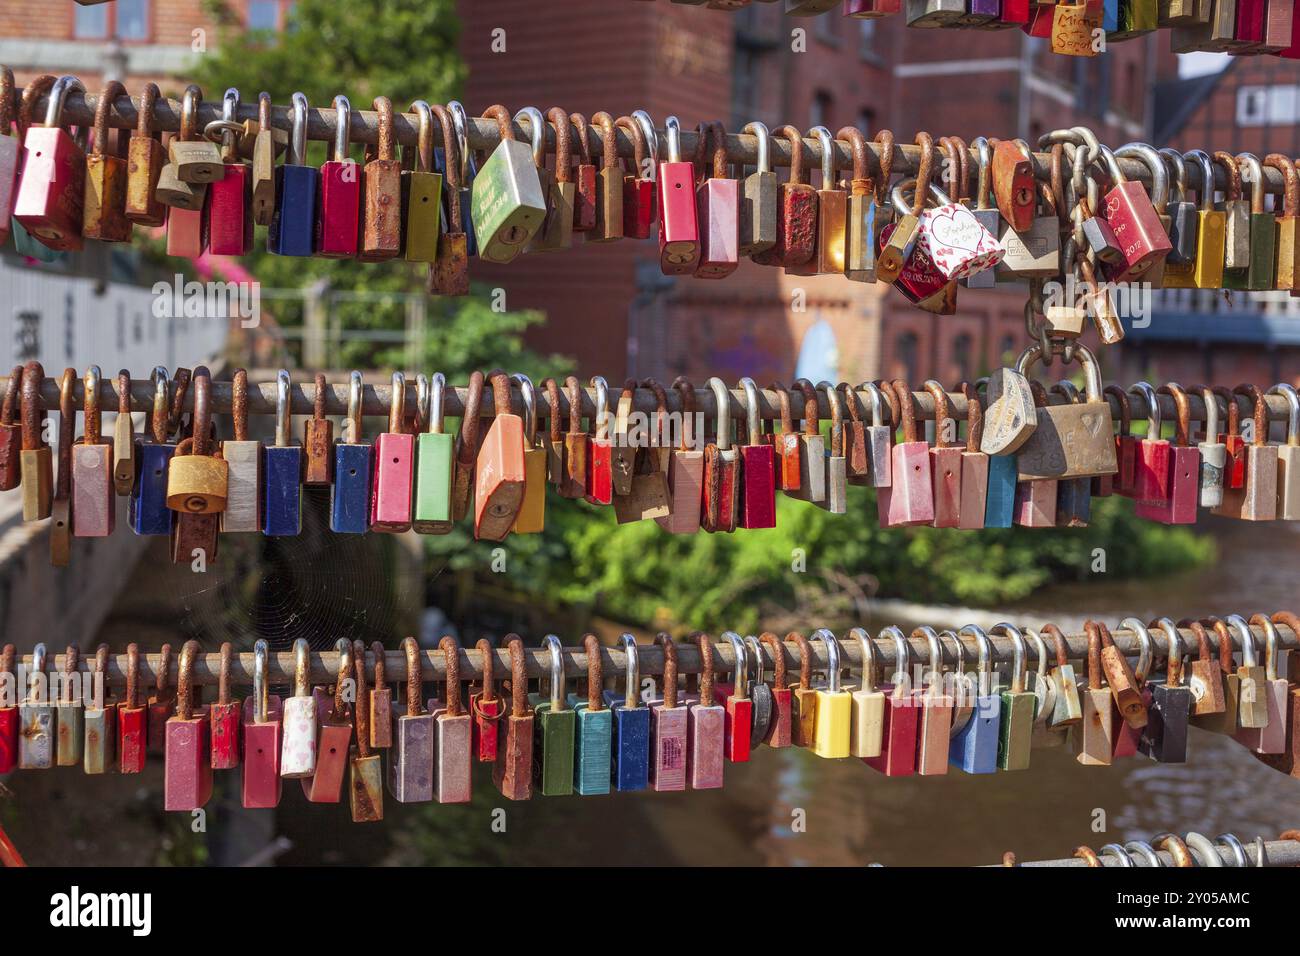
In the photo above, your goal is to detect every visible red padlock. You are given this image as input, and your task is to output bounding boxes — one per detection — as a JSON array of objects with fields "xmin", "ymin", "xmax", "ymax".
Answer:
[
  {"xmin": 14, "ymin": 74, "xmax": 87, "ymax": 251},
  {"xmin": 475, "ymin": 370, "xmax": 527, "ymax": 540},
  {"xmin": 863, "ymin": 627, "xmax": 919, "ymax": 777},
  {"xmin": 241, "ymin": 640, "xmax": 283, "ymax": 809},
  {"xmin": 317, "ymin": 94, "xmax": 361, "ymax": 258},
  {"xmin": 877, "ymin": 380, "xmax": 936, "ymax": 527},
  {"xmin": 0, "ymin": 69, "xmax": 20, "ymax": 248},
  {"xmin": 209, "ymin": 642, "xmax": 242, "ymax": 771},
  {"xmin": 303, "ymin": 638, "xmax": 353, "ymax": 804},
  {"xmin": 657, "ymin": 115, "xmax": 700, "ymax": 275},
  {"xmin": 0, "ymin": 644, "xmax": 17, "ymax": 773},
  {"xmin": 618, "ymin": 114, "xmax": 654, "ymax": 240},
  {"xmin": 768, "ymin": 383, "xmax": 802, "ymax": 492},
  {"xmin": 371, "ymin": 371, "xmax": 415, "ymax": 533},
  {"xmin": 1214, "ymin": 385, "xmax": 1247, "ymax": 490},
  {"xmin": 759, "ymin": 632, "xmax": 793, "ymax": 748},
  {"xmin": 0, "ymin": 365, "xmax": 23, "ymax": 493},
  {"xmin": 471, "ymin": 638, "xmax": 501, "ymax": 763},
  {"xmin": 1130, "ymin": 382, "xmax": 1172, "ymax": 518},
  {"xmin": 568, "ymin": 112, "xmax": 598, "ymax": 233},
  {"xmin": 207, "ymin": 88, "xmax": 253, "ymax": 256},
  {"xmin": 702, "ymin": 377, "xmax": 739, "ymax": 533},
  {"xmin": 1138, "ymin": 384, "xmax": 1201, "ymax": 525},
  {"xmin": 117, "ymin": 643, "xmax": 148, "ymax": 774},
  {"xmin": 164, "ymin": 641, "xmax": 213, "ymax": 813},
  {"xmin": 694, "ymin": 120, "xmax": 740, "ymax": 279},
  {"xmin": 1097, "ymin": 143, "xmax": 1172, "ymax": 280},
  {"xmin": 716, "ymin": 632, "xmax": 752, "ymax": 763},
  {"xmin": 752, "ymin": 125, "xmax": 817, "ymax": 269},
  {"xmin": 585, "ymin": 376, "xmax": 614, "ymax": 506},
  {"xmin": 738, "ymin": 378, "xmax": 776, "ymax": 529},
  {"xmin": 164, "ymin": 89, "xmax": 209, "ymax": 259}
]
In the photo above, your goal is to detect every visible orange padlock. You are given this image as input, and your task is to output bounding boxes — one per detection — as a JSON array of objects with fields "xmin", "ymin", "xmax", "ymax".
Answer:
[{"xmin": 474, "ymin": 370, "xmax": 526, "ymax": 541}]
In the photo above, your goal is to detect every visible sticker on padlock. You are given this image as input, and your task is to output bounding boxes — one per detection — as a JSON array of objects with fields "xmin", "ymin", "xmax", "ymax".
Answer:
[
  {"xmin": 471, "ymin": 105, "xmax": 546, "ymax": 264},
  {"xmin": 916, "ymin": 183, "xmax": 1004, "ymax": 279}
]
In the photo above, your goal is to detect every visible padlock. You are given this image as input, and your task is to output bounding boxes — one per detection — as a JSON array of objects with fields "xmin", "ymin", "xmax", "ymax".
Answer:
[
  {"xmin": 584, "ymin": 111, "xmax": 621, "ymax": 244},
  {"xmin": 1196, "ymin": 617, "xmax": 1241, "ymax": 736},
  {"xmin": 1091, "ymin": 141, "xmax": 1172, "ymax": 279},
  {"xmin": 997, "ymin": 180, "xmax": 1061, "ymax": 281},
  {"xmin": 164, "ymin": 641, "xmax": 212, "ymax": 812},
  {"xmin": 0, "ymin": 69, "xmax": 22, "ymax": 247},
  {"xmin": 1268, "ymin": 384, "xmax": 1300, "ymax": 519},
  {"xmin": 206, "ymin": 88, "xmax": 253, "ymax": 256},
  {"xmin": 471, "ymin": 104, "xmax": 546, "ymax": 263},
  {"xmin": 741, "ymin": 636, "xmax": 773, "ymax": 752},
  {"xmin": 846, "ymin": 628, "xmax": 885, "ymax": 759},
  {"xmin": 811, "ymin": 381, "xmax": 848, "ymax": 515},
  {"xmin": 117, "ymin": 644, "xmax": 147, "ymax": 774},
  {"xmin": 612, "ymin": 380, "xmax": 671, "ymax": 525},
  {"xmin": 166, "ymin": 366, "xmax": 227, "ymax": 516},
  {"xmin": 883, "ymin": 178, "xmax": 958, "ymax": 312},
  {"xmin": 656, "ymin": 115, "xmax": 701, "ymax": 273},
  {"xmin": 82, "ymin": 81, "xmax": 131, "ymax": 242},
  {"xmin": 166, "ymin": 85, "xmax": 224, "ymax": 185},
  {"xmin": 329, "ymin": 371, "xmax": 371, "ymax": 534},
  {"xmin": 108, "ymin": 370, "xmax": 136, "ymax": 498},
  {"xmin": 525, "ymin": 107, "xmax": 576, "ymax": 253},
  {"xmin": 702, "ymin": 377, "xmax": 739, "ymax": 532},
  {"xmin": 156, "ymin": 93, "xmax": 209, "ymax": 228},
  {"xmin": 736, "ymin": 378, "xmax": 776, "ymax": 528},
  {"xmin": 55, "ymin": 645, "xmax": 83, "ymax": 767},
  {"xmin": 1138, "ymin": 383, "xmax": 1200, "ymax": 524},
  {"xmin": 406, "ymin": 372, "xmax": 454, "ymax": 533},
  {"xmin": 1214, "ymin": 150, "xmax": 1251, "ymax": 275},
  {"xmin": 864, "ymin": 627, "xmax": 919, "ymax": 776},
  {"xmin": 1049, "ymin": 382, "xmax": 1092, "ymax": 527},
  {"xmin": 1184, "ymin": 619, "xmax": 1227, "ymax": 720},
  {"xmin": 356, "ymin": 96, "xmax": 403, "ymax": 261},
  {"xmin": 470, "ymin": 369, "xmax": 525, "ymax": 539},
  {"xmin": 569, "ymin": 634, "xmax": 612, "ymax": 795},
  {"xmin": 388, "ymin": 637, "xmax": 433, "ymax": 803},
  {"xmin": 49, "ymin": 369, "xmax": 74, "ymax": 567},
  {"xmin": 949, "ymin": 625, "xmax": 1000, "ymax": 774},
  {"xmin": 916, "ymin": 174, "xmax": 1004, "ymax": 282},
  {"xmin": 649, "ymin": 634, "xmax": 688, "ymax": 791},
  {"xmin": 145, "ymin": 643, "xmax": 176, "ymax": 757},
  {"xmin": 0, "ymin": 644, "xmax": 17, "ymax": 773},
  {"xmin": 249, "ymin": 92, "xmax": 281, "ymax": 227},
  {"xmin": 15, "ymin": 75, "xmax": 86, "ymax": 250},
  {"xmin": 753, "ymin": 124, "xmax": 818, "ymax": 269},
  {"xmin": 956, "ymin": 382, "xmax": 990, "ymax": 529},
  {"xmin": 470, "ymin": 638, "xmax": 501, "ymax": 763},
  {"xmin": 17, "ymin": 360, "xmax": 54, "ymax": 522},
  {"xmin": 427, "ymin": 104, "xmax": 470, "ymax": 296},
  {"xmin": 837, "ymin": 382, "xmax": 870, "ymax": 485},
  {"xmin": 277, "ymin": 639, "xmax": 318, "ymax": 780},
  {"xmin": 83, "ymin": 645, "xmax": 116, "ymax": 776},
  {"xmin": 1190, "ymin": 384, "xmax": 1226, "ymax": 509},
  {"xmin": 216, "ymin": 368, "xmax": 261, "ymax": 533},
  {"xmin": 806, "ymin": 126, "xmax": 849, "ymax": 275},
  {"xmin": 852, "ymin": 381, "xmax": 894, "ymax": 490},
  {"xmin": 585, "ymin": 375, "xmax": 615, "ymax": 507},
  {"xmin": 1096, "ymin": 619, "xmax": 1148, "ymax": 730},
  {"xmin": 1113, "ymin": 142, "xmax": 1173, "ymax": 287},
  {"xmin": 787, "ymin": 632, "xmax": 818, "ymax": 749},
  {"xmin": 443, "ymin": 101, "xmax": 480, "ymax": 258},
  {"xmin": 990, "ymin": 624, "xmax": 1035, "ymax": 770},
  {"xmin": 552, "ymin": 374, "xmax": 585, "ymax": 500},
  {"xmin": 260, "ymin": 370, "xmax": 302, "ymax": 535},
  {"xmin": 0, "ymin": 366, "xmax": 23, "ymax": 494},
  {"xmin": 1041, "ymin": 623, "xmax": 1083, "ymax": 728},
  {"xmin": 502, "ymin": 373, "xmax": 546, "ymax": 533},
  {"xmin": 877, "ymin": 380, "xmax": 936, "ymax": 526},
  {"xmin": 912, "ymin": 627, "xmax": 953, "ymax": 774},
  {"xmin": 876, "ymin": 134, "xmax": 935, "ymax": 284},
  {"xmin": 533, "ymin": 634, "xmax": 576, "ymax": 797},
  {"xmin": 924, "ymin": 381, "xmax": 963, "ymax": 527},
  {"xmin": 567, "ymin": 112, "xmax": 598, "ymax": 234},
  {"xmin": 267, "ymin": 92, "xmax": 317, "ymax": 257},
  {"xmin": 692, "ymin": 120, "xmax": 740, "ymax": 278},
  {"xmin": 1023, "ymin": 628, "xmax": 1068, "ymax": 751},
  {"xmin": 368, "ymin": 371, "xmax": 415, "ymax": 533},
  {"xmin": 1216, "ymin": 384, "xmax": 1278, "ymax": 521},
  {"xmin": 301, "ymin": 372, "xmax": 333, "ymax": 486},
  {"xmin": 1214, "ymin": 384, "xmax": 1247, "ymax": 490},
  {"xmin": 1228, "ymin": 614, "xmax": 1270, "ymax": 730},
  {"xmin": 207, "ymin": 643, "xmax": 241, "ymax": 772},
  {"xmin": 1072, "ymin": 622, "xmax": 1114, "ymax": 765},
  {"xmin": 991, "ymin": 136, "xmax": 1036, "ymax": 233},
  {"xmin": 738, "ymin": 120, "xmax": 778, "ymax": 256},
  {"xmin": 1109, "ymin": 620, "xmax": 1153, "ymax": 762},
  {"xmin": 768, "ymin": 382, "xmax": 804, "ymax": 493},
  {"xmin": 962, "ymin": 136, "xmax": 1001, "ymax": 289},
  {"xmin": 716, "ymin": 632, "xmax": 753, "ymax": 763},
  {"xmin": 604, "ymin": 634, "xmax": 650, "ymax": 792},
  {"xmin": 303, "ymin": 639, "xmax": 353, "ymax": 803},
  {"xmin": 685, "ymin": 633, "xmax": 725, "ymax": 789},
  {"xmin": 787, "ymin": 378, "xmax": 826, "ymax": 505},
  {"xmin": 492, "ymin": 636, "xmax": 534, "ymax": 801},
  {"xmin": 1235, "ymin": 614, "xmax": 1288, "ymax": 754},
  {"xmin": 368, "ymin": 642, "xmax": 393, "ymax": 750},
  {"xmin": 451, "ymin": 371, "xmax": 483, "ymax": 521},
  {"xmin": 314, "ymin": 94, "xmax": 361, "ymax": 258},
  {"xmin": 1159, "ymin": 147, "xmax": 1198, "ymax": 267},
  {"xmin": 1265, "ymin": 154, "xmax": 1300, "ymax": 290},
  {"xmin": 806, "ymin": 630, "xmax": 851, "ymax": 760},
  {"xmin": 1233, "ymin": 153, "xmax": 1275, "ymax": 290},
  {"xmin": 347, "ymin": 640, "xmax": 383, "ymax": 821},
  {"xmin": 429, "ymin": 636, "xmax": 473, "ymax": 804},
  {"xmin": 1177, "ymin": 149, "xmax": 1226, "ymax": 289},
  {"xmin": 1014, "ymin": 344, "xmax": 1117, "ymax": 481},
  {"xmin": 1140, "ymin": 618, "xmax": 1192, "ymax": 763},
  {"xmin": 69, "ymin": 366, "xmax": 113, "ymax": 537},
  {"xmin": 619, "ymin": 113, "xmax": 655, "ymax": 240},
  {"xmin": 401, "ymin": 100, "xmax": 443, "ymax": 263}
]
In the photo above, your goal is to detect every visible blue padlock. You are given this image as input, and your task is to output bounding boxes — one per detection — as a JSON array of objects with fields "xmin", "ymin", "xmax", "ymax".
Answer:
[
  {"xmin": 263, "ymin": 369, "xmax": 302, "ymax": 536},
  {"xmin": 949, "ymin": 624, "xmax": 1001, "ymax": 774},
  {"xmin": 331, "ymin": 370, "xmax": 371, "ymax": 533},
  {"xmin": 569, "ymin": 634, "xmax": 612, "ymax": 796},
  {"xmin": 446, "ymin": 101, "xmax": 477, "ymax": 257},
  {"xmin": 602, "ymin": 633, "xmax": 651, "ymax": 793},
  {"xmin": 130, "ymin": 366, "xmax": 176, "ymax": 536},
  {"xmin": 984, "ymin": 454, "xmax": 1018, "ymax": 528},
  {"xmin": 1102, "ymin": 0, "xmax": 1119, "ymax": 32},
  {"xmin": 267, "ymin": 91, "xmax": 317, "ymax": 257}
]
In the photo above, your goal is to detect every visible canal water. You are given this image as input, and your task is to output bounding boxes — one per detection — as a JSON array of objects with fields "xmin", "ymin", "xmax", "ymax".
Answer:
[{"xmin": 3, "ymin": 517, "xmax": 1295, "ymax": 866}]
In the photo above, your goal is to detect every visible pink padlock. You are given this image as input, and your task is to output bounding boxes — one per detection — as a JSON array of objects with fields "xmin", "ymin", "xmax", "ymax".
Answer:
[
  {"xmin": 207, "ymin": 89, "xmax": 253, "ymax": 256},
  {"xmin": 917, "ymin": 190, "xmax": 1004, "ymax": 280},
  {"xmin": 649, "ymin": 635, "xmax": 688, "ymax": 792},
  {"xmin": 694, "ymin": 121, "xmax": 739, "ymax": 279},
  {"xmin": 1130, "ymin": 382, "xmax": 1173, "ymax": 519},
  {"xmin": 164, "ymin": 641, "xmax": 213, "ymax": 813},
  {"xmin": 70, "ymin": 366, "xmax": 114, "ymax": 537},
  {"xmin": 924, "ymin": 381, "xmax": 963, "ymax": 528},
  {"xmin": 241, "ymin": 640, "xmax": 283, "ymax": 809},
  {"xmin": 1139, "ymin": 384, "xmax": 1201, "ymax": 525},
  {"xmin": 166, "ymin": 204, "xmax": 208, "ymax": 259},
  {"xmin": 0, "ymin": 69, "xmax": 20, "ymax": 248},
  {"xmin": 877, "ymin": 380, "xmax": 936, "ymax": 527},
  {"xmin": 13, "ymin": 75, "xmax": 87, "ymax": 251},
  {"xmin": 958, "ymin": 382, "xmax": 989, "ymax": 530},
  {"xmin": 685, "ymin": 634, "xmax": 724, "ymax": 790},
  {"xmin": 657, "ymin": 116, "xmax": 700, "ymax": 275},
  {"xmin": 371, "ymin": 371, "xmax": 415, "ymax": 532},
  {"xmin": 316, "ymin": 94, "xmax": 361, "ymax": 258},
  {"xmin": 738, "ymin": 378, "xmax": 776, "ymax": 529}
]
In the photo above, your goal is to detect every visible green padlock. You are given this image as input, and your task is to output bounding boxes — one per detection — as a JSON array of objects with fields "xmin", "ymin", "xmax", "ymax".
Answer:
[
  {"xmin": 567, "ymin": 634, "xmax": 612, "ymax": 796},
  {"xmin": 532, "ymin": 634, "xmax": 575, "ymax": 797},
  {"xmin": 1240, "ymin": 153, "xmax": 1276, "ymax": 291},
  {"xmin": 470, "ymin": 104, "xmax": 547, "ymax": 264},
  {"xmin": 413, "ymin": 371, "xmax": 454, "ymax": 534},
  {"xmin": 991, "ymin": 623, "xmax": 1035, "ymax": 771}
]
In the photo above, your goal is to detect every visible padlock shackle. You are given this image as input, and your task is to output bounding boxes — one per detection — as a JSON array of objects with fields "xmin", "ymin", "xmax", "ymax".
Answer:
[
  {"xmin": 1235, "ymin": 383, "xmax": 1269, "ymax": 448},
  {"xmin": 407, "ymin": 99, "xmax": 435, "ymax": 174},
  {"xmin": 1117, "ymin": 617, "xmax": 1154, "ymax": 682},
  {"xmin": 792, "ymin": 378, "xmax": 819, "ymax": 437},
  {"xmin": 654, "ymin": 632, "xmax": 678, "ymax": 709},
  {"xmin": 990, "ymin": 623, "xmax": 1026, "ymax": 694},
  {"xmin": 1266, "ymin": 384, "xmax": 1300, "ymax": 445},
  {"xmin": 641, "ymin": 378, "xmax": 669, "ymax": 449},
  {"xmin": 448, "ymin": 101, "xmax": 474, "ymax": 180},
  {"xmin": 923, "ymin": 380, "xmax": 954, "ymax": 449},
  {"xmin": 1265, "ymin": 153, "xmax": 1299, "ymax": 217},
  {"xmin": 707, "ymin": 377, "xmax": 731, "ymax": 451},
  {"xmin": 28, "ymin": 643, "xmax": 47, "ymax": 705},
  {"xmin": 912, "ymin": 626, "xmax": 944, "ymax": 694},
  {"xmin": 191, "ymin": 366, "xmax": 213, "ymax": 457},
  {"xmin": 59, "ymin": 643, "xmax": 78, "ymax": 705},
  {"xmin": 512, "ymin": 106, "xmax": 545, "ymax": 167},
  {"xmin": 512, "ymin": 373, "xmax": 536, "ymax": 444},
  {"xmin": 691, "ymin": 632, "xmax": 717, "ymax": 702},
  {"xmin": 1158, "ymin": 148, "xmax": 1187, "ymax": 206},
  {"xmin": 631, "ymin": 110, "xmax": 659, "ymax": 174},
  {"xmin": 252, "ymin": 639, "xmax": 269, "ymax": 724},
  {"xmin": 274, "ymin": 369, "xmax": 292, "ymax": 447},
  {"xmin": 858, "ymin": 381, "xmax": 887, "ymax": 429},
  {"xmin": 44, "ymin": 74, "xmax": 84, "ymax": 130},
  {"xmin": 81, "ymin": 365, "xmax": 102, "ymax": 444},
  {"xmin": 663, "ymin": 115, "xmax": 682, "ymax": 165},
  {"xmin": 737, "ymin": 377, "xmax": 760, "ymax": 446},
  {"xmin": 330, "ymin": 94, "xmax": 352, "ymax": 164},
  {"xmin": 582, "ymin": 634, "xmax": 603, "ymax": 711},
  {"xmin": 176, "ymin": 640, "xmax": 199, "ymax": 720},
  {"xmin": 742, "ymin": 121, "xmax": 771, "ymax": 175},
  {"xmin": 879, "ymin": 626, "xmax": 910, "ymax": 693},
  {"xmin": 331, "ymin": 638, "xmax": 352, "ymax": 718},
  {"xmin": 808, "ymin": 126, "xmax": 835, "ymax": 187},
  {"xmin": 723, "ymin": 631, "xmax": 750, "ymax": 696},
  {"xmin": 1225, "ymin": 615, "xmax": 1258, "ymax": 668},
  {"xmin": 543, "ymin": 634, "xmax": 565, "ymax": 713},
  {"xmin": 1234, "ymin": 152, "xmax": 1266, "ymax": 215},
  {"xmin": 615, "ymin": 115, "xmax": 647, "ymax": 179},
  {"xmin": 743, "ymin": 636, "xmax": 764, "ymax": 689},
  {"xmin": 618, "ymin": 633, "xmax": 639, "ymax": 710},
  {"xmin": 1115, "ymin": 143, "xmax": 1169, "ymax": 212},
  {"xmin": 90, "ymin": 80, "xmax": 126, "ymax": 158},
  {"xmin": 590, "ymin": 375, "xmax": 610, "ymax": 442},
  {"xmin": 1182, "ymin": 149, "xmax": 1216, "ymax": 211},
  {"xmin": 1022, "ymin": 628, "xmax": 1050, "ymax": 711},
  {"xmin": 388, "ymin": 371, "xmax": 407, "ymax": 436},
  {"xmin": 1158, "ymin": 383, "xmax": 1192, "ymax": 448},
  {"xmin": 402, "ymin": 636, "xmax": 423, "ymax": 718},
  {"xmin": 849, "ymin": 628, "xmax": 877, "ymax": 694},
  {"xmin": 344, "ymin": 370, "xmax": 363, "ymax": 444},
  {"xmin": 287, "ymin": 91, "xmax": 308, "ymax": 167},
  {"xmin": 588, "ymin": 110, "xmax": 615, "ymax": 175},
  {"xmin": 1149, "ymin": 617, "xmax": 1184, "ymax": 686},
  {"xmin": 816, "ymin": 381, "xmax": 842, "ymax": 457},
  {"xmin": 20, "ymin": 361, "xmax": 44, "ymax": 451},
  {"xmin": 147, "ymin": 366, "xmax": 168, "ymax": 444},
  {"xmin": 1212, "ymin": 151, "xmax": 1242, "ymax": 202},
  {"xmin": 350, "ymin": 639, "xmax": 373, "ymax": 759}
]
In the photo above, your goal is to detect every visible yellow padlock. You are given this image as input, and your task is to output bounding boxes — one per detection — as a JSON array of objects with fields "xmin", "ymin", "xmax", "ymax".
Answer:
[
  {"xmin": 848, "ymin": 627, "xmax": 886, "ymax": 759},
  {"xmin": 811, "ymin": 629, "xmax": 852, "ymax": 759}
]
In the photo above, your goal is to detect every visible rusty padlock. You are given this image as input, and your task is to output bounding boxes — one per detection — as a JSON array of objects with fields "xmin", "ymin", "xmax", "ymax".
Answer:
[
  {"xmin": 475, "ymin": 370, "xmax": 526, "ymax": 540},
  {"xmin": 164, "ymin": 640, "xmax": 213, "ymax": 812},
  {"xmin": 82, "ymin": 81, "xmax": 131, "ymax": 242}
]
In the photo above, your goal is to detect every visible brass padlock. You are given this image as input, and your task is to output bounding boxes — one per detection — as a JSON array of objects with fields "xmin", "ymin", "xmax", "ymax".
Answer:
[
  {"xmin": 19, "ymin": 360, "xmax": 52, "ymax": 522},
  {"xmin": 165, "ymin": 367, "xmax": 228, "ymax": 515},
  {"xmin": 125, "ymin": 82, "xmax": 167, "ymax": 226},
  {"xmin": 169, "ymin": 85, "xmax": 225, "ymax": 184},
  {"xmin": 251, "ymin": 92, "xmax": 284, "ymax": 226},
  {"xmin": 155, "ymin": 91, "xmax": 208, "ymax": 211},
  {"xmin": 50, "ymin": 369, "xmax": 75, "ymax": 566},
  {"xmin": 1014, "ymin": 343, "xmax": 1117, "ymax": 481},
  {"xmin": 83, "ymin": 80, "xmax": 132, "ymax": 242}
]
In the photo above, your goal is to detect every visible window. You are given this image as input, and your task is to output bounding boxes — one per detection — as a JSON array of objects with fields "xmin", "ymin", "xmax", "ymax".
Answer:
[
  {"xmin": 858, "ymin": 19, "xmax": 876, "ymax": 56},
  {"xmin": 75, "ymin": 0, "xmax": 149, "ymax": 40},
  {"xmin": 952, "ymin": 334, "xmax": 973, "ymax": 385},
  {"xmin": 894, "ymin": 333, "xmax": 919, "ymax": 385},
  {"xmin": 810, "ymin": 91, "xmax": 833, "ymax": 132},
  {"xmin": 247, "ymin": 0, "xmax": 295, "ymax": 31},
  {"xmin": 857, "ymin": 109, "xmax": 874, "ymax": 138}
]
